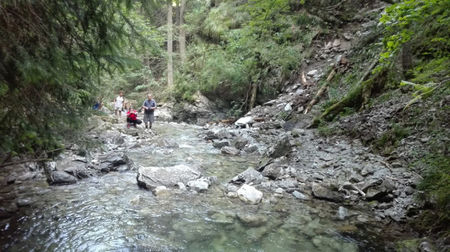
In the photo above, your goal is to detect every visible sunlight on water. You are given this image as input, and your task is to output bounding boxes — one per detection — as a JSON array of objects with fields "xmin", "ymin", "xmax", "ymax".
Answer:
[{"xmin": 0, "ymin": 123, "xmax": 374, "ymax": 251}]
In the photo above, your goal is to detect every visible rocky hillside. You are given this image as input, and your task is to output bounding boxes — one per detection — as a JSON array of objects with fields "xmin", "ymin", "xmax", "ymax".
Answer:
[{"xmin": 198, "ymin": 0, "xmax": 449, "ymax": 250}]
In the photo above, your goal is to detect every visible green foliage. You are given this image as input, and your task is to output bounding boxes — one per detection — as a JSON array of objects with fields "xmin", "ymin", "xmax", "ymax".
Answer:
[
  {"xmin": 174, "ymin": 0, "xmax": 321, "ymax": 109},
  {"xmin": 317, "ymin": 125, "xmax": 334, "ymax": 137},
  {"xmin": 379, "ymin": 0, "xmax": 450, "ymax": 65},
  {"xmin": 416, "ymin": 154, "xmax": 450, "ymax": 214},
  {"xmin": 0, "ymin": 0, "xmax": 156, "ymax": 155},
  {"xmin": 373, "ymin": 124, "xmax": 410, "ymax": 155}
]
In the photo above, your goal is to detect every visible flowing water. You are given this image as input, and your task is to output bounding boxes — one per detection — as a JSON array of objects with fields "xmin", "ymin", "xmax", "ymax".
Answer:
[{"xmin": 0, "ymin": 122, "xmax": 384, "ymax": 251}]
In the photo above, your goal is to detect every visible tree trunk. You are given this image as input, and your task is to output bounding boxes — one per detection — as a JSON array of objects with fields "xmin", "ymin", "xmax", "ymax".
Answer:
[
  {"xmin": 249, "ymin": 83, "xmax": 258, "ymax": 110},
  {"xmin": 179, "ymin": 0, "xmax": 187, "ymax": 64},
  {"xmin": 167, "ymin": 1, "xmax": 174, "ymax": 86}
]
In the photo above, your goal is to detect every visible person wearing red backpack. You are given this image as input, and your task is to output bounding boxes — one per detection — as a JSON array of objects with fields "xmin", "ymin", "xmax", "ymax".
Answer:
[{"xmin": 126, "ymin": 107, "xmax": 142, "ymax": 128}]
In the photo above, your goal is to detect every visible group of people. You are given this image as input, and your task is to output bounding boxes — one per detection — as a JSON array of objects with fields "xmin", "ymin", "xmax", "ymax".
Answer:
[{"xmin": 114, "ymin": 91, "xmax": 157, "ymax": 129}]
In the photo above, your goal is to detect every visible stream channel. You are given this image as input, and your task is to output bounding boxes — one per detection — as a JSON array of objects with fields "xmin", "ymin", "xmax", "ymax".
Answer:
[{"xmin": 0, "ymin": 122, "xmax": 387, "ymax": 251}]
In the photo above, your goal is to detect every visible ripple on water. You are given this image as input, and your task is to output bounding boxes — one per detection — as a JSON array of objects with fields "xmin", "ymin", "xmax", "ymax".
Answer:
[{"xmin": 1, "ymin": 123, "xmax": 378, "ymax": 251}]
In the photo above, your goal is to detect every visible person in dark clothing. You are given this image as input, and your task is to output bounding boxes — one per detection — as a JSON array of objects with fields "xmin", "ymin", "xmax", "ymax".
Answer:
[{"xmin": 142, "ymin": 93, "xmax": 157, "ymax": 129}]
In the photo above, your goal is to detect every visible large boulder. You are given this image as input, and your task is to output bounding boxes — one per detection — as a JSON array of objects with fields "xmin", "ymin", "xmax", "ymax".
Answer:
[
  {"xmin": 57, "ymin": 159, "xmax": 90, "ymax": 179},
  {"xmin": 155, "ymin": 104, "xmax": 173, "ymax": 121},
  {"xmin": 137, "ymin": 165, "xmax": 201, "ymax": 190},
  {"xmin": 237, "ymin": 184, "xmax": 263, "ymax": 204},
  {"xmin": 230, "ymin": 168, "xmax": 264, "ymax": 185},
  {"xmin": 99, "ymin": 152, "xmax": 129, "ymax": 172},
  {"xmin": 48, "ymin": 171, "xmax": 77, "ymax": 185}
]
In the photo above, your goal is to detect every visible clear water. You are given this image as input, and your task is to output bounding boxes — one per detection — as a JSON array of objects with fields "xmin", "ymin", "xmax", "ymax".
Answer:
[{"xmin": 0, "ymin": 122, "xmax": 383, "ymax": 251}]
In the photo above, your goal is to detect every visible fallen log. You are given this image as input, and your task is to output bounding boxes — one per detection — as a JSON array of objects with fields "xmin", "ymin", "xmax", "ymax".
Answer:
[{"xmin": 304, "ymin": 67, "xmax": 337, "ymax": 114}]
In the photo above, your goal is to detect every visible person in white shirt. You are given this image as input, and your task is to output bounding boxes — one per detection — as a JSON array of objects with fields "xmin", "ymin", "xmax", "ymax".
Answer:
[{"xmin": 114, "ymin": 91, "xmax": 125, "ymax": 116}]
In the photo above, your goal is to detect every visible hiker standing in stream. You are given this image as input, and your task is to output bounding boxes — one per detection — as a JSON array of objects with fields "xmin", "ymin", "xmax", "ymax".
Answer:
[{"xmin": 142, "ymin": 93, "xmax": 157, "ymax": 129}]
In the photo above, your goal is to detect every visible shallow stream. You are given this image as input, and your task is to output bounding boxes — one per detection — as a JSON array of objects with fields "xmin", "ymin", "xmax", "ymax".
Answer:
[{"xmin": 0, "ymin": 123, "xmax": 386, "ymax": 251}]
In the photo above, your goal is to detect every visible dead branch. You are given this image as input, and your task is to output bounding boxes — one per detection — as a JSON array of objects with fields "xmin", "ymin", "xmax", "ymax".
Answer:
[{"xmin": 304, "ymin": 67, "xmax": 337, "ymax": 114}]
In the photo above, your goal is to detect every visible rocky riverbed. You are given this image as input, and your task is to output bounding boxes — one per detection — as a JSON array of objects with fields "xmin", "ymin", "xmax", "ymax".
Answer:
[{"xmin": 0, "ymin": 113, "xmax": 422, "ymax": 251}]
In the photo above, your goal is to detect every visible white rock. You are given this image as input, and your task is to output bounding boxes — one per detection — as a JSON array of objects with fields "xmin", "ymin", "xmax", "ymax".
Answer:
[
  {"xmin": 284, "ymin": 103, "xmax": 292, "ymax": 111},
  {"xmin": 292, "ymin": 190, "xmax": 309, "ymax": 200},
  {"xmin": 332, "ymin": 39, "xmax": 341, "ymax": 47},
  {"xmin": 237, "ymin": 184, "xmax": 263, "ymax": 204},
  {"xmin": 307, "ymin": 69, "xmax": 318, "ymax": 77},
  {"xmin": 275, "ymin": 188, "xmax": 284, "ymax": 194},
  {"xmin": 153, "ymin": 186, "xmax": 169, "ymax": 196},
  {"xmin": 234, "ymin": 116, "xmax": 254, "ymax": 127},
  {"xmin": 338, "ymin": 206, "xmax": 348, "ymax": 220},
  {"xmin": 176, "ymin": 182, "xmax": 187, "ymax": 191},
  {"xmin": 227, "ymin": 192, "xmax": 238, "ymax": 198},
  {"xmin": 187, "ymin": 178, "xmax": 210, "ymax": 192},
  {"xmin": 136, "ymin": 164, "xmax": 201, "ymax": 190}
]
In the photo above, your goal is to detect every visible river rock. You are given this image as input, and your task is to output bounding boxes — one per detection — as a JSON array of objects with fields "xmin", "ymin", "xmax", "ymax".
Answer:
[
  {"xmin": 292, "ymin": 190, "xmax": 309, "ymax": 200},
  {"xmin": 274, "ymin": 188, "xmax": 284, "ymax": 194},
  {"xmin": 311, "ymin": 183, "xmax": 344, "ymax": 202},
  {"xmin": 276, "ymin": 178, "xmax": 298, "ymax": 190},
  {"xmin": 227, "ymin": 192, "xmax": 238, "ymax": 198},
  {"xmin": 155, "ymin": 106, "xmax": 173, "ymax": 121},
  {"xmin": 230, "ymin": 168, "xmax": 264, "ymax": 185},
  {"xmin": 365, "ymin": 179, "xmax": 396, "ymax": 201},
  {"xmin": 267, "ymin": 135, "xmax": 291, "ymax": 158},
  {"xmin": 307, "ymin": 69, "xmax": 318, "ymax": 77},
  {"xmin": 137, "ymin": 165, "xmax": 201, "ymax": 190},
  {"xmin": 187, "ymin": 177, "xmax": 210, "ymax": 192},
  {"xmin": 99, "ymin": 152, "xmax": 129, "ymax": 172},
  {"xmin": 338, "ymin": 206, "xmax": 349, "ymax": 220},
  {"xmin": 16, "ymin": 198, "xmax": 33, "ymax": 207},
  {"xmin": 213, "ymin": 140, "xmax": 230, "ymax": 149},
  {"xmin": 261, "ymin": 163, "xmax": 283, "ymax": 179},
  {"xmin": 221, "ymin": 146, "xmax": 240, "ymax": 156},
  {"xmin": 176, "ymin": 182, "xmax": 187, "ymax": 191},
  {"xmin": 234, "ymin": 137, "xmax": 249, "ymax": 150},
  {"xmin": 63, "ymin": 161, "xmax": 90, "ymax": 179},
  {"xmin": 237, "ymin": 184, "xmax": 263, "ymax": 204},
  {"xmin": 153, "ymin": 186, "xmax": 170, "ymax": 196},
  {"xmin": 15, "ymin": 172, "xmax": 36, "ymax": 183},
  {"xmin": 284, "ymin": 103, "xmax": 292, "ymax": 111},
  {"xmin": 235, "ymin": 116, "xmax": 254, "ymax": 128},
  {"xmin": 244, "ymin": 144, "xmax": 259, "ymax": 153},
  {"xmin": 237, "ymin": 213, "xmax": 267, "ymax": 227},
  {"xmin": 48, "ymin": 171, "xmax": 77, "ymax": 185},
  {"xmin": 218, "ymin": 129, "xmax": 233, "ymax": 139}
]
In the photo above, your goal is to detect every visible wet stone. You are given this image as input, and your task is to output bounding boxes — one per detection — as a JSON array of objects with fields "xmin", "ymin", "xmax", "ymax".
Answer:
[
  {"xmin": 221, "ymin": 146, "xmax": 240, "ymax": 156},
  {"xmin": 16, "ymin": 198, "xmax": 33, "ymax": 207},
  {"xmin": 311, "ymin": 183, "xmax": 344, "ymax": 203},
  {"xmin": 237, "ymin": 213, "xmax": 267, "ymax": 227},
  {"xmin": 48, "ymin": 171, "xmax": 77, "ymax": 185},
  {"xmin": 237, "ymin": 184, "xmax": 263, "ymax": 204},
  {"xmin": 230, "ymin": 168, "xmax": 264, "ymax": 185},
  {"xmin": 212, "ymin": 140, "xmax": 230, "ymax": 149},
  {"xmin": 137, "ymin": 164, "xmax": 201, "ymax": 190},
  {"xmin": 292, "ymin": 191, "xmax": 309, "ymax": 200}
]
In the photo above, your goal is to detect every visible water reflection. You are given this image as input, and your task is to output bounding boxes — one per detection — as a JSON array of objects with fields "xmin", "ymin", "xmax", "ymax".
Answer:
[{"xmin": 0, "ymin": 123, "xmax": 377, "ymax": 251}]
